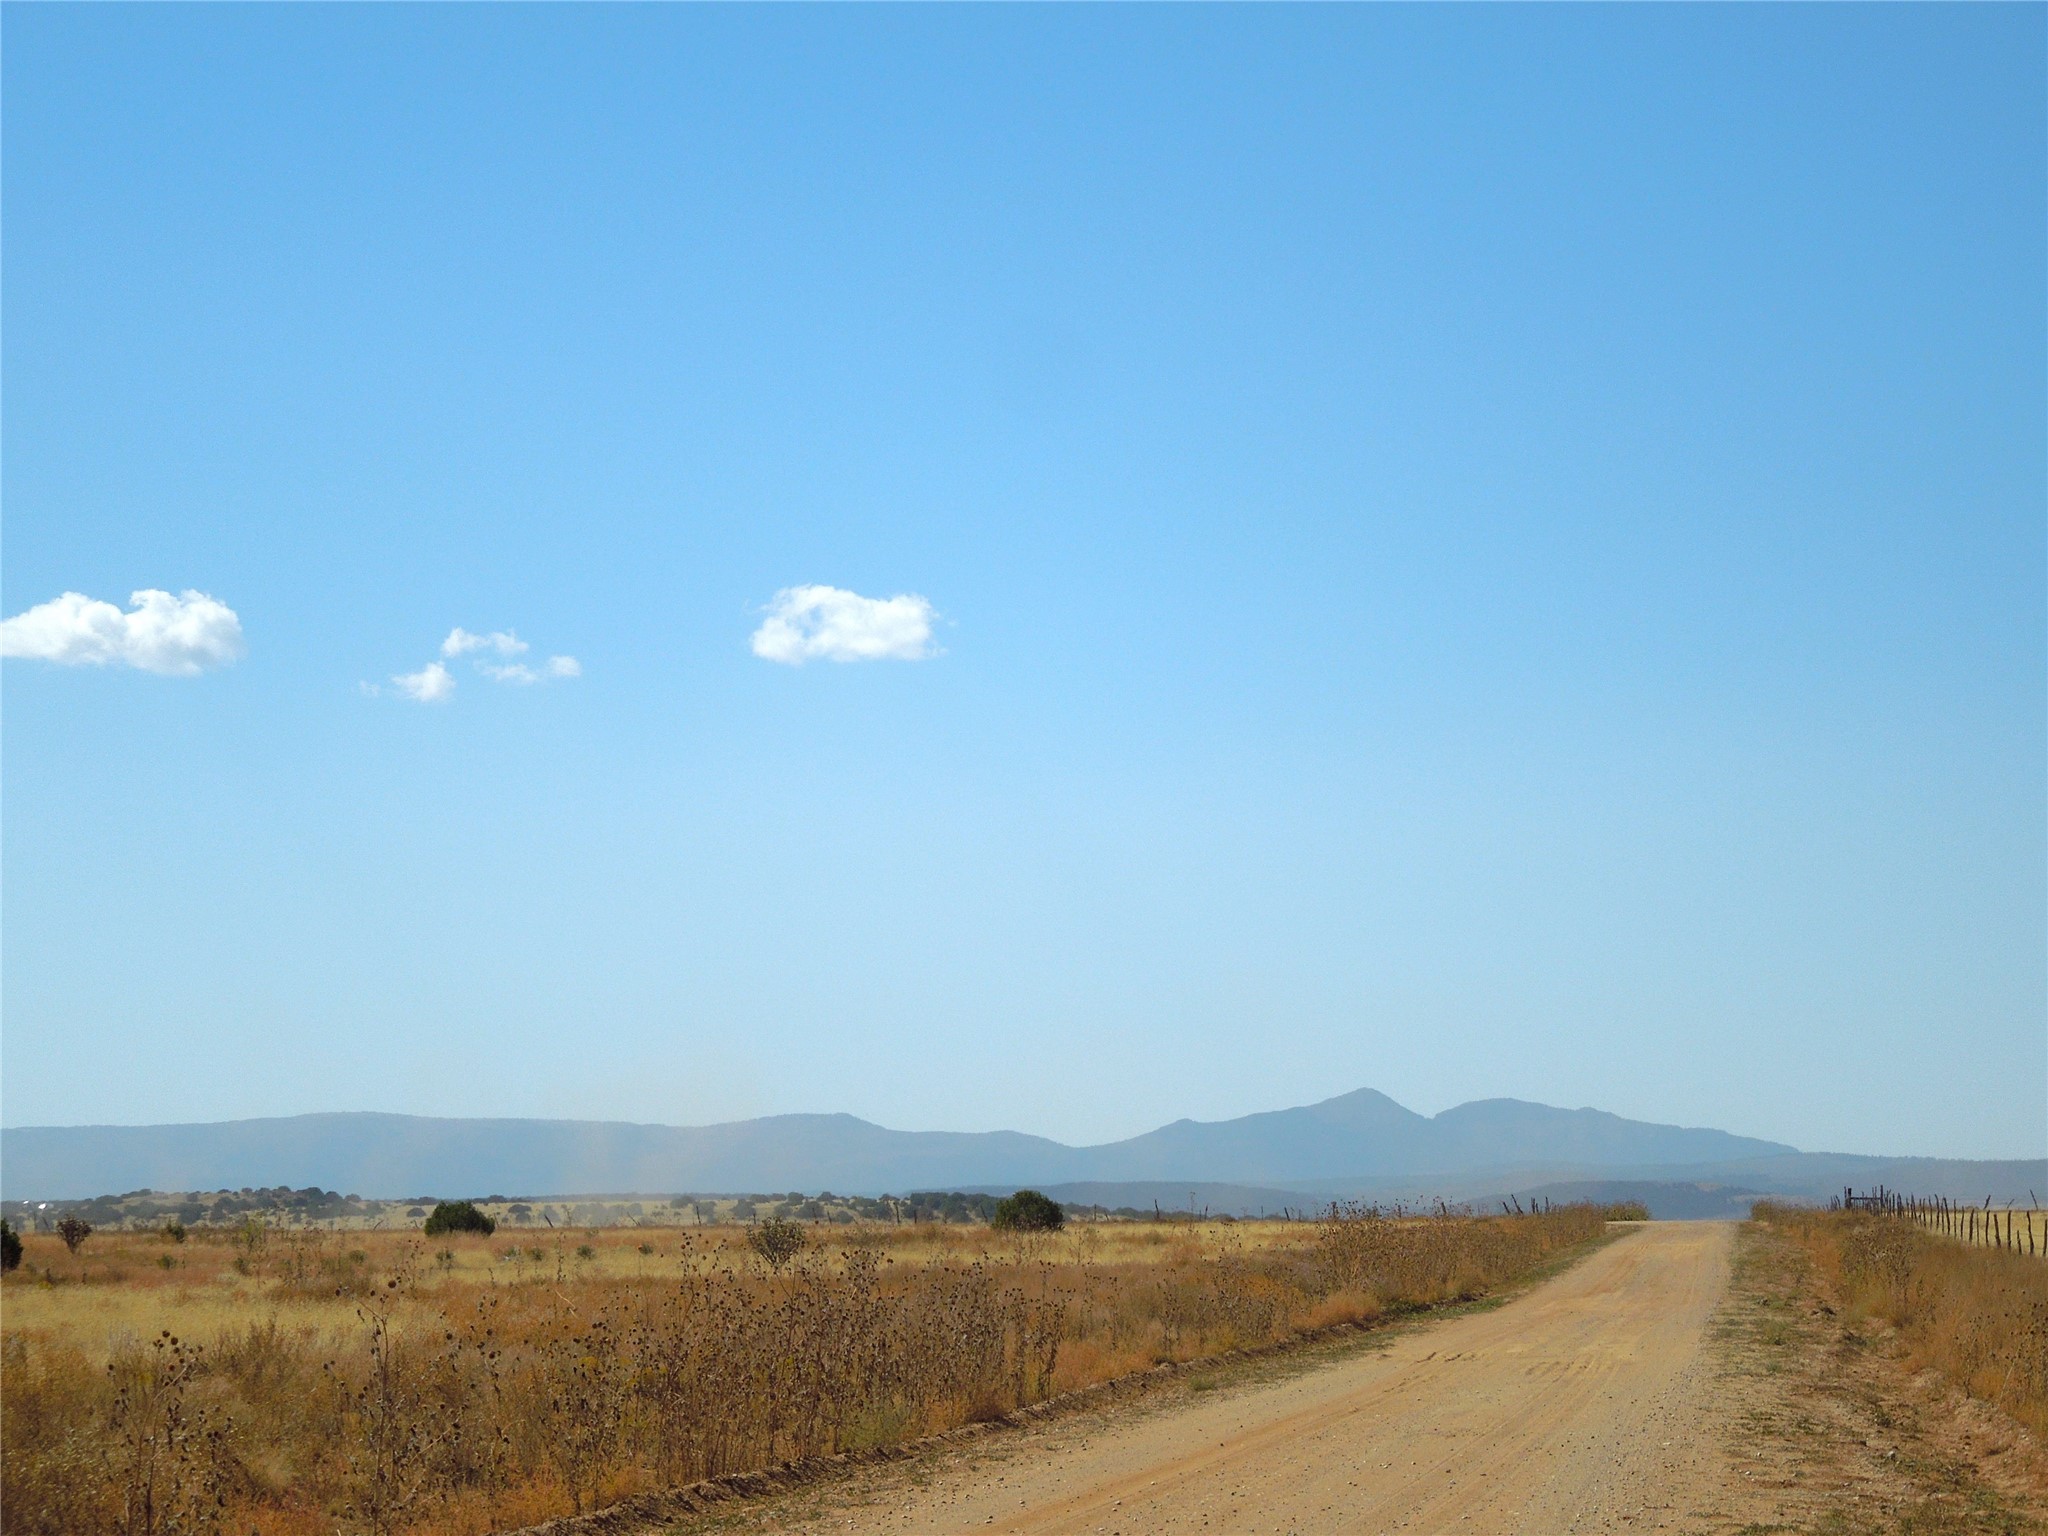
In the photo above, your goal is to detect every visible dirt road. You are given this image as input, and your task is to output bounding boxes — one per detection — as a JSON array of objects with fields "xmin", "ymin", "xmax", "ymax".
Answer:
[{"xmin": 734, "ymin": 1221, "xmax": 1753, "ymax": 1535}]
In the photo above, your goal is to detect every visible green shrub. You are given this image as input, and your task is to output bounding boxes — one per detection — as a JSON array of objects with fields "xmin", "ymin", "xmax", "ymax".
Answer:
[
  {"xmin": 422, "ymin": 1200, "xmax": 496, "ymax": 1237},
  {"xmin": 992, "ymin": 1190, "xmax": 1065, "ymax": 1232},
  {"xmin": 1602, "ymin": 1201, "xmax": 1651, "ymax": 1222},
  {"xmin": 0, "ymin": 1219, "xmax": 20, "ymax": 1272}
]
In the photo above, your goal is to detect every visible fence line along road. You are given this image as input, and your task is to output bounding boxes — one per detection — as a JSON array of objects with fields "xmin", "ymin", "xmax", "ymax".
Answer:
[{"xmin": 1834, "ymin": 1185, "xmax": 2044, "ymax": 1257}]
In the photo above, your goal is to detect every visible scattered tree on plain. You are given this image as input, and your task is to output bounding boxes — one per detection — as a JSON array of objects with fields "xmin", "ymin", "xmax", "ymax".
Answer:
[
  {"xmin": 422, "ymin": 1200, "xmax": 496, "ymax": 1237},
  {"xmin": 993, "ymin": 1190, "xmax": 1065, "ymax": 1232}
]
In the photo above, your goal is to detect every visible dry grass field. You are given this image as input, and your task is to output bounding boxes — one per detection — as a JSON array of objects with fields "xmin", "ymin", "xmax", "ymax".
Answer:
[
  {"xmin": 1907, "ymin": 1203, "xmax": 2048, "ymax": 1256},
  {"xmin": 1754, "ymin": 1202, "xmax": 2048, "ymax": 1438},
  {"xmin": 0, "ymin": 1203, "xmax": 1606, "ymax": 1536}
]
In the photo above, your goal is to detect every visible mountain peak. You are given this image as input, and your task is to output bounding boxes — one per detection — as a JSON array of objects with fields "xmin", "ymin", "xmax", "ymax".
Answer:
[{"xmin": 1, "ymin": 1088, "xmax": 1800, "ymax": 1200}]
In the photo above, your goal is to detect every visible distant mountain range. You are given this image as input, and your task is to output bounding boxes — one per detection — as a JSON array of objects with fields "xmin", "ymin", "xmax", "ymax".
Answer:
[{"xmin": 4, "ymin": 1088, "xmax": 2039, "ymax": 1208}]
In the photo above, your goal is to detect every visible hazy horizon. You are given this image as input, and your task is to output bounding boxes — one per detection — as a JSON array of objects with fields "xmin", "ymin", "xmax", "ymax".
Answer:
[
  {"xmin": 5, "ymin": 8, "xmax": 2043, "ymax": 1162},
  {"xmin": 0, "ymin": 1078, "xmax": 2035, "ymax": 1170},
  {"xmin": 3, "ymin": 1084, "xmax": 1808, "ymax": 1146}
]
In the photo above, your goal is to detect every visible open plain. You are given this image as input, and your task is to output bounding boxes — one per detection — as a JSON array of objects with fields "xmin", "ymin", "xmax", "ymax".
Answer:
[
  {"xmin": 7, "ymin": 1204, "xmax": 2044, "ymax": 1536},
  {"xmin": 687, "ymin": 1223, "xmax": 1747, "ymax": 1536},
  {"xmin": 661, "ymin": 1221, "xmax": 2046, "ymax": 1536}
]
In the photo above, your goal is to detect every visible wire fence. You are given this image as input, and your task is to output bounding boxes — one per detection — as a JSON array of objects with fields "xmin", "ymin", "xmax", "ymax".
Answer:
[{"xmin": 1830, "ymin": 1185, "xmax": 2044, "ymax": 1257}]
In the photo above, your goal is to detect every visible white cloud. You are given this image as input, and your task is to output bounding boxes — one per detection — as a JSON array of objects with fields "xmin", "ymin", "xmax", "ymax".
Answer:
[
  {"xmin": 442, "ymin": 627, "xmax": 527, "ymax": 659},
  {"xmin": 750, "ymin": 585, "xmax": 938, "ymax": 665},
  {"xmin": 391, "ymin": 661, "xmax": 456, "ymax": 703},
  {"xmin": 0, "ymin": 589, "xmax": 244, "ymax": 676},
  {"xmin": 378, "ymin": 628, "xmax": 578, "ymax": 701},
  {"xmin": 479, "ymin": 653, "xmax": 579, "ymax": 686}
]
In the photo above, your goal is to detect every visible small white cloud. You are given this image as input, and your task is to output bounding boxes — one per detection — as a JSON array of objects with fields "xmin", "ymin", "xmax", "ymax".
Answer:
[
  {"xmin": 0, "ymin": 589, "xmax": 244, "ymax": 676},
  {"xmin": 479, "ymin": 653, "xmax": 580, "ymax": 686},
  {"xmin": 391, "ymin": 661, "xmax": 455, "ymax": 703},
  {"xmin": 750, "ymin": 585, "xmax": 938, "ymax": 665},
  {"xmin": 442, "ymin": 627, "xmax": 527, "ymax": 659},
  {"xmin": 379, "ymin": 628, "xmax": 578, "ymax": 700}
]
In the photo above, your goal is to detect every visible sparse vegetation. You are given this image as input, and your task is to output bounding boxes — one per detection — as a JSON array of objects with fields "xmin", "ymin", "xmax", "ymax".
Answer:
[
  {"xmin": 1718, "ymin": 1216, "xmax": 2046, "ymax": 1535},
  {"xmin": 0, "ymin": 1203, "xmax": 1607, "ymax": 1534},
  {"xmin": 1754, "ymin": 1201, "xmax": 2048, "ymax": 1437}
]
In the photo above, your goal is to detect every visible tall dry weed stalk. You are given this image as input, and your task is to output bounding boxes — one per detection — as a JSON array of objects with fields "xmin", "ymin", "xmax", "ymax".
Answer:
[
  {"xmin": 3, "ymin": 1206, "xmax": 1604, "ymax": 1535},
  {"xmin": 105, "ymin": 1330, "xmax": 230, "ymax": 1536}
]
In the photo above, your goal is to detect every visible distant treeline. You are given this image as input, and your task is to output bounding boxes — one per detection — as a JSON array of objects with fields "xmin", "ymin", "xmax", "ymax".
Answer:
[
  {"xmin": 10, "ymin": 1185, "xmax": 372, "ymax": 1231},
  {"xmin": 8, "ymin": 1185, "xmax": 1178, "ymax": 1232}
]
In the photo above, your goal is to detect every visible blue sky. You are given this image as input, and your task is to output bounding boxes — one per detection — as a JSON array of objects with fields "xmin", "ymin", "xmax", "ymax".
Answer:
[{"xmin": 4, "ymin": 7, "xmax": 2041, "ymax": 1159}]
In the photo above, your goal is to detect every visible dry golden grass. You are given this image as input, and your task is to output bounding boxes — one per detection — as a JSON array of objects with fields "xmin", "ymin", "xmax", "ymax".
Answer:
[
  {"xmin": 1754, "ymin": 1203, "xmax": 2048, "ymax": 1439},
  {"xmin": 0, "ymin": 1220, "xmax": 1310, "ymax": 1365},
  {"xmin": 2, "ymin": 1205, "xmax": 1606, "ymax": 1536},
  {"xmin": 1903, "ymin": 1203, "xmax": 2048, "ymax": 1255}
]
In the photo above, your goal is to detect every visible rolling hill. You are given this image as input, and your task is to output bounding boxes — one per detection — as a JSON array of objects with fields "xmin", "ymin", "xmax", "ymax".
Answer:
[
  {"xmin": 5, "ymin": 1088, "xmax": 2036, "ymax": 1208},
  {"xmin": 0, "ymin": 1085, "xmax": 1902, "ymax": 1202}
]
